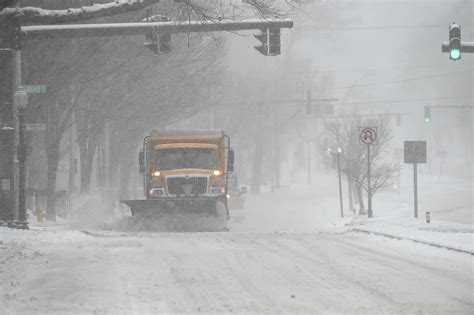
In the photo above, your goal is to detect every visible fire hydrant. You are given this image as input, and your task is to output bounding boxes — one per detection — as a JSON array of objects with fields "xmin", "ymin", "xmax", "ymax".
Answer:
[{"xmin": 33, "ymin": 208, "xmax": 45, "ymax": 223}]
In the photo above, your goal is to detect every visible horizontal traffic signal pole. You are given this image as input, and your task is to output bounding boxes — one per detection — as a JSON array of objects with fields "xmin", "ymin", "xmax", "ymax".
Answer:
[
  {"xmin": 21, "ymin": 18, "xmax": 294, "ymax": 40},
  {"xmin": 258, "ymin": 98, "xmax": 339, "ymax": 105},
  {"xmin": 441, "ymin": 42, "xmax": 474, "ymax": 53},
  {"xmin": 324, "ymin": 112, "xmax": 410, "ymax": 119},
  {"xmin": 425, "ymin": 105, "xmax": 473, "ymax": 109}
]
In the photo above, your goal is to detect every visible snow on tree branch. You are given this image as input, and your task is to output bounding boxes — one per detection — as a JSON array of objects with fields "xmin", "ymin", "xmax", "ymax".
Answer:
[{"xmin": 0, "ymin": 0, "xmax": 160, "ymax": 24}]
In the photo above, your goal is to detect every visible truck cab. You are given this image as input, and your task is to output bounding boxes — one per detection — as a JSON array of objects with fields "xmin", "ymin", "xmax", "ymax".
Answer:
[{"xmin": 139, "ymin": 130, "xmax": 234, "ymax": 206}]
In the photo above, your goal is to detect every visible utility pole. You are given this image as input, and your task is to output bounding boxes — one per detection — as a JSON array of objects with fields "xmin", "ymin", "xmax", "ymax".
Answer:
[
  {"xmin": 336, "ymin": 149, "xmax": 344, "ymax": 218},
  {"xmin": 68, "ymin": 109, "xmax": 75, "ymax": 211},
  {"xmin": 11, "ymin": 10, "xmax": 22, "ymax": 223},
  {"xmin": 0, "ymin": 22, "xmax": 15, "ymax": 222},
  {"xmin": 0, "ymin": 7, "xmax": 29, "ymax": 228}
]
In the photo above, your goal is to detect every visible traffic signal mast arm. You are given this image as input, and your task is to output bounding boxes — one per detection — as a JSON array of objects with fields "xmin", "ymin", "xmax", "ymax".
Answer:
[
  {"xmin": 21, "ymin": 18, "xmax": 293, "ymax": 39},
  {"xmin": 441, "ymin": 41, "xmax": 474, "ymax": 53}
]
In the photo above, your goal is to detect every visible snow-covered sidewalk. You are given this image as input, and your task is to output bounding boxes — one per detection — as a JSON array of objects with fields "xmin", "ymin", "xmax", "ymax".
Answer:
[{"xmin": 345, "ymin": 217, "xmax": 474, "ymax": 255}]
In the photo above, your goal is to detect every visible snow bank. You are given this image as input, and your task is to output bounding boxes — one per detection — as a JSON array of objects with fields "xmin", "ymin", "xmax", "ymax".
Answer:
[{"xmin": 346, "ymin": 217, "xmax": 474, "ymax": 254}]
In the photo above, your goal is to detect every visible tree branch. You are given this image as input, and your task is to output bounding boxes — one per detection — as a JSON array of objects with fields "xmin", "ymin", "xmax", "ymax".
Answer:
[{"xmin": 1, "ymin": 0, "xmax": 160, "ymax": 24}]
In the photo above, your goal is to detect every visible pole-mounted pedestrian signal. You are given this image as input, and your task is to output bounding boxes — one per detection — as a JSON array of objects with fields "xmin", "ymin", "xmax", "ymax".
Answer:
[
  {"xmin": 449, "ymin": 23, "xmax": 461, "ymax": 61},
  {"xmin": 424, "ymin": 106, "xmax": 431, "ymax": 123},
  {"xmin": 254, "ymin": 28, "xmax": 281, "ymax": 56}
]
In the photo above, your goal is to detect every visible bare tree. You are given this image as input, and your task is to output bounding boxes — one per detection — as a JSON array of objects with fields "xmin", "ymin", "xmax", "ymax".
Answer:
[
  {"xmin": 320, "ymin": 114, "xmax": 401, "ymax": 214},
  {"xmin": 5, "ymin": 0, "xmax": 303, "ymax": 220}
]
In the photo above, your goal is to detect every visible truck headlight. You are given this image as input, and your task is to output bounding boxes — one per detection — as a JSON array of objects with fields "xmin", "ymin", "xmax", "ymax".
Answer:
[
  {"xmin": 211, "ymin": 187, "xmax": 225, "ymax": 195},
  {"xmin": 149, "ymin": 188, "xmax": 164, "ymax": 197}
]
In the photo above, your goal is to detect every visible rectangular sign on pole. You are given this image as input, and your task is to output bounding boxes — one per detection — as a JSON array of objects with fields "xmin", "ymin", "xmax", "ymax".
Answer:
[
  {"xmin": 24, "ymin": 124, "xmax": 46, "ymax": 131},
  {"xmin": 404, "ymin": 140, "xmax": 427, "ymax": 219},
  {"xmin": 404, "ymin": 141, "xmax": 427, "ymax": 164},
  {"xmin": 24, "ymin": 85, "xmax": 46, "ymax": 94}
]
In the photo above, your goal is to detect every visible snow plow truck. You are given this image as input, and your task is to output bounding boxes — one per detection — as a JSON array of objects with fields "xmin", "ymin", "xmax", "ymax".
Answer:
[{"xmin": 121, "ymin": 130, "xmax": 234, "ymax": 231}]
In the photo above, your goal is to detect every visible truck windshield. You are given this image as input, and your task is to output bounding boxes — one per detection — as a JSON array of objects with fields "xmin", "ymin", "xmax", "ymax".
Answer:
[{"xmin": 155, "ymin": 148, "xmax": 218, "ymax": 171}]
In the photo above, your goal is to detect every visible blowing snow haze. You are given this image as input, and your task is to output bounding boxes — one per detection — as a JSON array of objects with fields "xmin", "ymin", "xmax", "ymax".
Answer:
[{"xmin": 0, "ymin": 0, "xmax": 473, "ymax": 314}]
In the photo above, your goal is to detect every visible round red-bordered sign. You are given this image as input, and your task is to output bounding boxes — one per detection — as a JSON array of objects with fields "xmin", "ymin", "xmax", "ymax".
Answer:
[{"xmin": 360, "ymin": 127, "xmax": 378, "ymax": 145}]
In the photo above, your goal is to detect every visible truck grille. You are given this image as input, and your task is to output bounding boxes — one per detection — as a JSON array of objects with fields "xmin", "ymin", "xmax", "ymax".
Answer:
[{"xmin": 166, "ymin": 176, "xmax": 208, "ymax": 196}]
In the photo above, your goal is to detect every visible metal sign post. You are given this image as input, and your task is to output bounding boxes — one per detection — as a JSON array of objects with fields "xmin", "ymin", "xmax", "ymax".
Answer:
[
  {"xmin": 404, "ymin": 141, "xmax": 427, "ymax": 218},
  {"xmin": 360, "ymin": 127, "xmax": 378, "ymax": 218},
  {"xmin": 359, "ymin": 127, "xmax": 377, "ymax": 218}
]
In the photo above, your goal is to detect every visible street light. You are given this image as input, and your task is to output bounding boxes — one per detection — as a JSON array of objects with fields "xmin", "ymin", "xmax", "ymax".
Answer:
[
  {"xmin": 13, "ymin": 86, "xmax": 28, "ymax": 223},
  {"xmin": 328, "ymin": 147, "xmax": 344, "ymax": 218}
]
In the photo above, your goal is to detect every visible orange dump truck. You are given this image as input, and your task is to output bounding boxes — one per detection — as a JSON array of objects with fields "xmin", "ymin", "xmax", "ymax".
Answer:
[{"xmin": 121, "ymin": 130, "xmax": 234, "ymax": 230}]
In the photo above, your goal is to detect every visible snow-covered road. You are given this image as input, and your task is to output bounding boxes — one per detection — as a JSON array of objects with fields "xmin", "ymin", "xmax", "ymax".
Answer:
[
  {"xmin": 1, "ymin": 176, "xmax": 472, "ymax": 314},
  {"xmin": 1, "ymin": 228, "xmax": 472, "ymax": 314}
]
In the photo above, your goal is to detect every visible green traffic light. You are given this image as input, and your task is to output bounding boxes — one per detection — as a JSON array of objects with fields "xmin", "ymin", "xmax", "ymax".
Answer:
[
  {"xmin": 424, "ymin": 117, "xmax": 430, "ymax": 123},
  {"xmin": 450, "ymin": 48, "xmax": 461, "ymax": 60}
]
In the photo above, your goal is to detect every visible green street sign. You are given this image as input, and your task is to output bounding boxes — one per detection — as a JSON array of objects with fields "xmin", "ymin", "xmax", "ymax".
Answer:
[{"xmin": 24, "ymin": 85, "xmax": 46, "ymax": 94}]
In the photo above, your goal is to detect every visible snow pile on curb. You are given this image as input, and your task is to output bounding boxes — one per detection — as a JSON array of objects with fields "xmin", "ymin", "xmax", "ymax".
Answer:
[{"xmin": 346, "ymin": 218, "xmax": 474, "ymax": 255}]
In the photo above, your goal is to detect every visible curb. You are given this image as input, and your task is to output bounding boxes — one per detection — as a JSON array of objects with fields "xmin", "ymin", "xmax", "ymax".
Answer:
[
  {"xmin": 351, "ymin": 228, "xmax": 474, "ymax": 256},
  {"xmin": 0, "ymin": 220, "xmax": 29, "ymax": 230}
]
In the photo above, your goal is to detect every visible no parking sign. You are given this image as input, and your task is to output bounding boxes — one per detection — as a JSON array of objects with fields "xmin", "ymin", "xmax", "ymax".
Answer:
[{"xmin": 359, "ymin": 127, "xmax": 378, "ymax": 145}]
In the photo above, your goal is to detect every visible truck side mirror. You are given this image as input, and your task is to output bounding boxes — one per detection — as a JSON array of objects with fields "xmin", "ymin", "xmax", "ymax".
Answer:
[
  {"xmin": 139, "ymin": 150, "xmax": 145, "ymax": 174},
  {"xmin": 228, "ymin": 148, "xmax": 234, "ymax": 174}
]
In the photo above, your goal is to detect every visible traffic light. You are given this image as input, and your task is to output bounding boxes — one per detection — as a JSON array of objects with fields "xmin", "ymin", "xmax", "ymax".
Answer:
[
  {"xmin": 254, "ymin": 28, "xmax": 281, "ymax": 56},
  {"xmin": 254, "ymin": 29, "xmax": 268, "ymax": 56},
  {"xmin": 159, "ymin": 34, "xmax": 171, "ymax": 53},
  {"xmin": 144, "ymin": 33, "xmax": 171, "ymax": 54},
  {"xmin": 269, "ymin": 28, "xmax": 281, "ymax": 56},
  {"xmin": 424, "ymin": 106, "xmax": 431, "ymax": 123},
  {"xmin": 305, "ymin": 90, "xmax": 312, "ymax": 115},
  {"xmin": 144, "ymin": 33, "xmax": 158, "ymax": 54},
  {"xmin": 449, "ymin": 23, "xmax": 461, "ymax": 61}
]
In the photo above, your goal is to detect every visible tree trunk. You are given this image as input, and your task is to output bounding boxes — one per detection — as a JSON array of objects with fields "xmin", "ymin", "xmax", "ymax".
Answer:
[
  {"xmin": 356, "ymin": 184, "xmax": 366, "ymax": 214},
  {"xmin": 78, "ymin": 135, "xmax": 97, "ymax": 194},
  {"xmin": 250, "ymin": 105, "xmax": 264, "ymax": 194},
  {"xmin": 347, "ymin": 177, "xmax": 354, "ymax": 213},
  {"xmin": 120, "ymin": 156, "xmax": 130, "ymax": 201},
  {"xmin": 274, "ymin": 134, "xmax": 281, "ymax": 190},
  {"xmin": 45, "ymin": 141, "xmax": 60, "ymax": 221},
  {"xmin": 251, "ymin": 129, "xmax": 263, "ymax": 194}
]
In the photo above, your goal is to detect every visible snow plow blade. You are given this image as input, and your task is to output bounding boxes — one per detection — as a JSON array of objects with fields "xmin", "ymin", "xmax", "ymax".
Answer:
[{"xmin": 120, "ymin": 197, "xmax": 228, "ymax": 232}]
